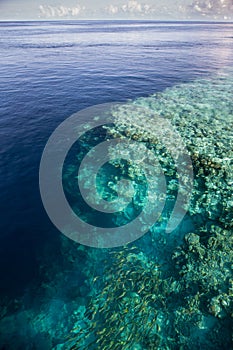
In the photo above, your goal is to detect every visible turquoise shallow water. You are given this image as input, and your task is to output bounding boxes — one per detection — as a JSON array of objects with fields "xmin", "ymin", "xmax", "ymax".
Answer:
[
  {"xmin": 64, "ymin": 70, "xmax": 233, "ymax": 350},
  {"xmin": 0, "ymin": 21, "xmax": 233, "ymax": 349}
]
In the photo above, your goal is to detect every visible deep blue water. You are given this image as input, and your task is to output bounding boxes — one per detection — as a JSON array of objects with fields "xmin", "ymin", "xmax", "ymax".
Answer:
[{"xmin": 0, "ymin": 21, "xmax": 233, "ymax": 348}]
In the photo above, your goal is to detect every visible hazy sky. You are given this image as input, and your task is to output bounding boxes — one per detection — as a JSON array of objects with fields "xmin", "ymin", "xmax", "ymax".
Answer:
[{"xmin": 0, "ymin": 0, "xmax": 232, "ymax": 20}]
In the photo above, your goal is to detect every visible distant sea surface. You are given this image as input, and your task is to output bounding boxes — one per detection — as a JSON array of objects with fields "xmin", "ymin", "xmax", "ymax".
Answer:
[{"xmin": 0, "ymin": 21, "xmax": 233, "ymax": 349}]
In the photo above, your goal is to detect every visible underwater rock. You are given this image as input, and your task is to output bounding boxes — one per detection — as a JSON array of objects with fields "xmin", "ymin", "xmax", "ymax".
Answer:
[
  {"xmin": 173, "ymin": 225, "xmax": 233, "ymax": 319},
  {"xmin": 184, "ymin": 232, "xmax": 200, "ymax": 246}
]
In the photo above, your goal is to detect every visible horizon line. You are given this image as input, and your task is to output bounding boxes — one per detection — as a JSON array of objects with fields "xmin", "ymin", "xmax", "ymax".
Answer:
[{"xmin": 0, "ymin": 18, "xmax": 233, "ymax": 23}]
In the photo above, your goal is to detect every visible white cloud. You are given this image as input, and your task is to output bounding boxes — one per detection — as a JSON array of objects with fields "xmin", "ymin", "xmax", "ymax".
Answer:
[
  {"xmin": 194, "ymin": 4, "xmax": 202, "ymax": 11},
  {"xmin": 39, "ymin": 4, "xmax": 86, "ymax": 18},
  {"xmin": 122, "ymin": 0, "xmax": 142, "ymax": 13},
  {"xmin": 105, "ymin": 1, "xmax": 154, "ymax": 16},
  {"xmin": 190, "ymin": 0, "xmax": 233, "ymax": 18},
  {"xmin": 106, "ymin": 4, "xmax": 119, "ymax": 14},
  {"xmin": 38, "ymin": 0, "xmax": 233, "ymax": 20}
]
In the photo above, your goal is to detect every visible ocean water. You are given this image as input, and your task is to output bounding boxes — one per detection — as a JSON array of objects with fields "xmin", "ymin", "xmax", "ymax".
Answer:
[{"xmin": 0, "ymin": 21, "xmax": 233, "ymax": 349}]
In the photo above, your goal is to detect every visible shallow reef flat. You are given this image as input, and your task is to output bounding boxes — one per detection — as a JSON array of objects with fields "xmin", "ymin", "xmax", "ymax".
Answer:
[
  {"xmin": 110, "ymin": 69, "xmax": 233, "ymax": 228},
  {"xmin": 67, "ymin": 70, "xmax": 233, "ymax": 350}
]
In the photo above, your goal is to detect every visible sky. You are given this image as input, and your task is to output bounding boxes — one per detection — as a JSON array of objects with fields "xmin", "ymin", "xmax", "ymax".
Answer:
[{"xmin": 0, "ymin": 0, "xmax": 232, "ymax": 21}]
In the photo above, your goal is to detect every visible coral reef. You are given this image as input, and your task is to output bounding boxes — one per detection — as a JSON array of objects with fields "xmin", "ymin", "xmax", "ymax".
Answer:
[
  {"xmin": 68, "ymin": 247, "xmax": 167, "ymax": 349},
  {"xmin": 108, "ymin": 72, "xmax": 233, "ymax": 229},
  {"xmin": 67, "ymin": 71, "xmax": 233, "ymax": 349}
]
